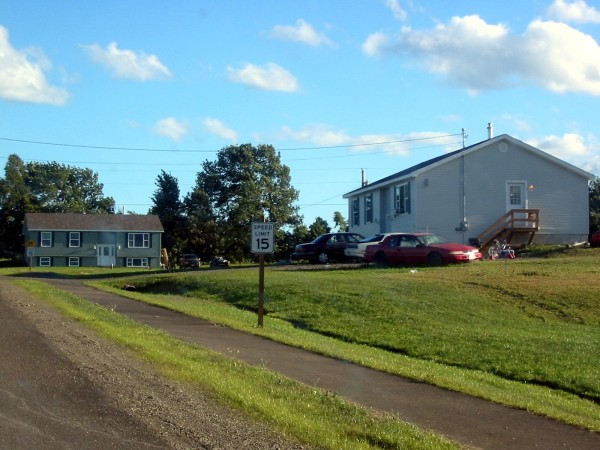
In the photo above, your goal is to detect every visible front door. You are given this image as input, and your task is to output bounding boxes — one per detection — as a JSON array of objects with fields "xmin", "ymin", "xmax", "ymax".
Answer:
[
  {"xmin": 97, "ymin": 245, "xmax": 116, "ymax": 267},
  {"xmin": 506, "ymin": 181, "xmax": 527, "ymax": 211}
]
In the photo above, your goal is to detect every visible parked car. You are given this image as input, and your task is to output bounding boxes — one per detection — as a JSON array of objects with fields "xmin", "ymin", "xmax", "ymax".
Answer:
[
  {"xmin": 344, "ymin": 233, "xmax": 393, "ymax": 261},
  {"xmin": 364, "ymin": 233, "xmax": 483, "ymax": 266},
  {"xmin": 292, "ymin": 232, "xmax": 365, "ymax": 264},
  {"xmin": 590, "ymin": 230, "xmax": 600, "ymax": 247},
  {"xmin": 178, "ymin": 254, "xmax": 200, "ymax": 268}
]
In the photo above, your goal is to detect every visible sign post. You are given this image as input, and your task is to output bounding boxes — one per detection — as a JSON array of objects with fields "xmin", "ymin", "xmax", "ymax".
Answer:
[
  {"xmin": 26, "ymin": 240, "xmax": 35, "ymax": 271},
  {"xmin": 251, "ymin": 222, "xmax": 275, "ymax": 327}
]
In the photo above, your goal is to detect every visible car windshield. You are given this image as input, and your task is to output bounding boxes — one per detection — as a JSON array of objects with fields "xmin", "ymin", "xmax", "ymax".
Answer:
[
  {"xmin": 360, "ymin": 234, "xmax": 384, "ymax": 243},
  {"xmin": 419, "ymin": 234, "xmax": 447, "ymax": 246}
]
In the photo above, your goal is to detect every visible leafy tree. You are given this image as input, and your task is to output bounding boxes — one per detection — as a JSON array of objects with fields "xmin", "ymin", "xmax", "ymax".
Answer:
[
  {"xmin": 182, "ymin": 187, "xmax": 221, "ymax": 260},
  {"xmin": 0, "ymin": 155, "xmax": 33, "ymax": 256},
  {"xmin": 25, "ymin": 161, "xmax": 114, "ymax": 213},
  {"xmin": 590, "ymin": 177, "xmax": 600, "ymax": 233},
  {"xmin": 193, "ymin": 144, "xmax": 300, "ymax": 261},
  {"xmin": 333, "ymin": 211, "xmax": 348, "ymax": 232},
  {"xmin": 0, "ymin": 154, "xmax": 115, "ymax": 258},
  {"xmin": 308, "ymin": 216, "xmax": 330, "ymax": 240},
  {"xmin": 149, "ymin": 170, "xmax": 183, "ymax": 253}
]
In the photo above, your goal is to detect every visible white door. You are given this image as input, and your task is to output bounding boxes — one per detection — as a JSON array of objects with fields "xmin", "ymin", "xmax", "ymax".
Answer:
[
  {"xmin": 97, "ymin": 245, "xmax": 116, "ymax": 267},
  {"xmin": 506, "ymin": 181, "xmax": 527, "ymax": 211}
]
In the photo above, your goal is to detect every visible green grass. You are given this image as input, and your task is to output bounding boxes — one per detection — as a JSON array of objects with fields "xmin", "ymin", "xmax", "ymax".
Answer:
[
  {"xmin": 6, "ymin": 249, "xmax": 600, "ymax": 435},
  {"xmin": 89, "ymin": 249, "xmax": 600, "ymax": 431},
  {"xmin": 14, "ymin": 279, "xmax": 458, "ymax": 450}
]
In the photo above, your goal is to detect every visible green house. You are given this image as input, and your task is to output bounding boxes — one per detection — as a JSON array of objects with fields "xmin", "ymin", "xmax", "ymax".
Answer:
[{"xmin": 23, "ymin": 213, "xmax": 164, "ymax": 268}]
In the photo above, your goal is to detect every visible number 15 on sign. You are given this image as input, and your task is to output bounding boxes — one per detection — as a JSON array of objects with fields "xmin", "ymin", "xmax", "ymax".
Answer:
[{"xmin": 251, "ymin": 222, "xmax": 275, "ymax": 254}]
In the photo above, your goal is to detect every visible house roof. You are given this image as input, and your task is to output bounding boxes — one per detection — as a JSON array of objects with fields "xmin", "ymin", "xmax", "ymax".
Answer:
[
  {"xmin": 24, "ymin": 213, "xmax": 164, "ymax": 232},
  {"xmin": 343, "ymin": 134, "xmax": 595, "ymax": 198}
]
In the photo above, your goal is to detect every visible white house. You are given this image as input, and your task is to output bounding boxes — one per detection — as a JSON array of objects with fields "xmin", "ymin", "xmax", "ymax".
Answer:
[{"xmin": 343, "ymin": 134, "xmax": 594, "ymax": 247}]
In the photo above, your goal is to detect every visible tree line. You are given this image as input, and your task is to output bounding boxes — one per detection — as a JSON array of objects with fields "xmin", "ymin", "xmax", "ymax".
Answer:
[
  {"xmin": 2, "ymin": 145, "xmax": 599, "ymax": 263},
  {"xmin": 0, "ymin": 145, "xmax": 346, "ymax": 262}
]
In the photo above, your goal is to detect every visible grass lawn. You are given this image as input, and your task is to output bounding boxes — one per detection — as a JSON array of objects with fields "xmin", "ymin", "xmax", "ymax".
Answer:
[
  {"xmin": 86, "ymin": 248, "xmax": 600, "ymax": 431},
  {"xmin": 4, "ymin": 247, "xmax": 600, "ymax": 439}
]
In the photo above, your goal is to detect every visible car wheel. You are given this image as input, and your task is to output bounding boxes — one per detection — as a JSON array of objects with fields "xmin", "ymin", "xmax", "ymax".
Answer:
[
  {"xmin": 317, "ymin": 251, "xmax": 330, "ymax": 264},
  {"xmin": 427, "ymin": 252, "xmax": 443, "ymax": 266},
  {"xmin": 374, "ymin": 252, "xmax": 388, "ymax": 267}
]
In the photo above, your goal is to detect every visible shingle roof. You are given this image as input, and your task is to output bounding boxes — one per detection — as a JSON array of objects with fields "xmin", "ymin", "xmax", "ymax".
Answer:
[{"xmin": 24, "ymin": 213, "xmax": 164, "ymax": 232}]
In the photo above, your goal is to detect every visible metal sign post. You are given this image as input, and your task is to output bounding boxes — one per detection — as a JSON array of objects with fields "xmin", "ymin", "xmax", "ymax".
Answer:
[
  {"xmin": 26, "ymin": 240, "xmax": 35, "ymax": 271},
  {"xmin": 251, "ymin": 222, "xmax": 275, "ymax": 327}
]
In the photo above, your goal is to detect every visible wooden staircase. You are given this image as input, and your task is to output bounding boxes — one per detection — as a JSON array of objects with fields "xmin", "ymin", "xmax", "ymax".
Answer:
[{"xmin": 476, "ymin": 209, "xmax": 539, "ymax": 249}]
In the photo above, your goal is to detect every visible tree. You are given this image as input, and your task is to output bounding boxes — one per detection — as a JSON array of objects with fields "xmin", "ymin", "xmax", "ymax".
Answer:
[
  {"xmin": 0, "ymin": 154, "xmax": 115, "ymax": 258},
  {"xmin": 590, "ymin": 177, "xmax": 600, "ymax": 233},
  {"xmin": 149, "ymin": 170, "xmax": 183, "ymax": 252},
  {"xmin": 333, "ymin": 211, "xmax": 348, "ymax": 232},
  {"xmin": 193, "ymin": 144, "xmax": 301, "ymax": 261},
  {"xmin": 25, "ymin": 161, "xmax": 114, "ymax": 213},
  {"xmin": 0, "ymin": 155, "xmax": 33, "ymax": 256},
  {"xmin": 182, "ymin": 187, "xmax": 221, "ymax": 260},
  {"xmin": 308, "ymin": 217, "xmax": 330, "ymax": 240}
]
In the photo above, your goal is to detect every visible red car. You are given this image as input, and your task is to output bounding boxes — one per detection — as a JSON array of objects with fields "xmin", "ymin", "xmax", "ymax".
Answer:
[
  {"xmin": 364, "ymin": 233, "xmax": 483, "ymax": 266},
  {"xmin": 590, "ymin": 230, "xmax": 600, "ymax": 248}
]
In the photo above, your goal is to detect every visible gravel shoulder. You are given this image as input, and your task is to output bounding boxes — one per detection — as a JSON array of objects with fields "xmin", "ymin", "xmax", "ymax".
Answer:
[{"xmin": 0, "ymin": 277, "xmax": 307, "ymax": 449}]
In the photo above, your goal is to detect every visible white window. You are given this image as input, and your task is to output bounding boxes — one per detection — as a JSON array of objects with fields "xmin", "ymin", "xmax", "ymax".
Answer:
[
  {"xmin": 364, "ymin": 194, "xmax": 373, "ymax": 223},
  {"xmin": 41, "ymin": 232, "xmax": 52, "ymax": 247},
  {"xmin": 128, "ymin": 233, "xmax": 150, "ymax": 248},
  {"xmin": 394, "ymin": 183, "xmax": 411, "ymax": 215},
  {"xmin": 68, "ymin": 257, "xmax": 80, "ymax": 267},
  {"xmin": 509, "ymin": 185, "xmax": 522, "ymax": 206},
  {"xmin": 352, "ymin": 198, "xmax": 360, "ymax": 226},
  {"xmin": 127, "ymin": 258, "xmax": 149, "ymax": 267},
  {"xmin": 39, "ymin": 257, "xmax": 51, "ymax": 267},
  {"xmin": 69, "ymin": 232, "xmax": 81, "ymax": 247}
]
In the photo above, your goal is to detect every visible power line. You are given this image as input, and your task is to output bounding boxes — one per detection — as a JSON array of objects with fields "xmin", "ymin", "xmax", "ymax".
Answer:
[{"xmin": 0, "ymin": 133, "xmax": 462, "ymax": 153}]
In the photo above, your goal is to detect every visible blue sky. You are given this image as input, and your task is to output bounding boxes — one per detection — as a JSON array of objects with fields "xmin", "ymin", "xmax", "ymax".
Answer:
[{"xmin": 1, "ymin": 0, "xmax": 599, "ymax": 226}]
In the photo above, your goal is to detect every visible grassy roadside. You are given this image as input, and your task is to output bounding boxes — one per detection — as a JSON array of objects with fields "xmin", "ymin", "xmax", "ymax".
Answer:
[
  {"xmin": 84, "ymin": 251, "xmax": 600, "ymax": 432},
  {"xmin": 13, "ymin": 278, "xmax": 459, "ymax": 450},
  {"xmin": 4, "ymin": 248, "xmax": 600, "ymax": 435}
]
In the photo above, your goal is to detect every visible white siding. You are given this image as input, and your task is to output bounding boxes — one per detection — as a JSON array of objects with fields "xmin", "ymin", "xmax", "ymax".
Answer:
[{"xmin": 346, "ymin": 136, "xmax": 591, "ymax": 244}]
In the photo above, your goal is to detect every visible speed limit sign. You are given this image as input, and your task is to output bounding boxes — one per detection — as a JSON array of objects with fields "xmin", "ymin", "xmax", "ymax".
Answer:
[{"xmin": 251, "ymin": 222, "xmax": 275, "ymax": 253}]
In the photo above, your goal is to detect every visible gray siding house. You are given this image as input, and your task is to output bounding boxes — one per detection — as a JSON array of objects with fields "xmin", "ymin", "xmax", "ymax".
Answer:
[
  {"xmin": 23, "ymin": 213, "xmax": 164, "ymax": 268},
  {"xmin": 343, "ymin": 134, "xmax": 594, "ymax": 247}
]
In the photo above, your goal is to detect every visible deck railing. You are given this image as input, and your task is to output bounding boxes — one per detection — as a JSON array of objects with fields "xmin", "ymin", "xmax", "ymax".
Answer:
[{"xmin": 477, "ymin": 209, "xmax": 539, "ymax": 249}]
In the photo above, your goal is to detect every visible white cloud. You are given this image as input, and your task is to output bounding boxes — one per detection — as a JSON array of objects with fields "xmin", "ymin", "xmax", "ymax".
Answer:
[
  {"xmin": 270, "ymin": 19, "xmax": 334, "ymax": 47},
  {"xmin": 386, "ymin": 0, "xmax": 408, "ymax": 21},
  {"xmin": 547, "ymin": 0, "xmax": 600, "ymax": 24},
  {"xmin": 153, "ymin": 117, "xmax": 188, "ymax": 141},
  {"xmin": 0, "ymin": 26, "xmax": 69, "ymax": 105},
  {"xmin": 83, "ymin": 42, "xmax": 171, "ymax": 81},
  {"xmin": 362, "ymin": 15, "xmax": 600, "ymax": 95},
  {"xmin": 529, "ymin": 132, "xmax": 600, "ymax": 175},
  {"xmin": 362, "ymin": 31, "xmax": 389, "ymax": 56},
  {"xmin": 532, "ymin": 132, "xmax": 587, "ymax": 156},
  {"xmin": 227, "ymin": 63, "xmax": 299, "ymax": 92},
  {"xmin": 500, "ymin": 114, "xmax": 532, "ymax": 132},
  {"xmin": 203, "ymin": 118, "xmax": 238, "ymax": 142},
  {"xmin": 279, "ymin": 125, "xmax": 455, "ymax": 156},
  {"xmin": 520, "ymin": 20, "xmax": 600, "ymax": 95}
]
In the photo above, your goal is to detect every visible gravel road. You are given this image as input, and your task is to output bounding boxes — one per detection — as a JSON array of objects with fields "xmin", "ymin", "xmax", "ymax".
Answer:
[{"xmin": 0, "ymin": 278, "xmax": 307, "ymax": 449}]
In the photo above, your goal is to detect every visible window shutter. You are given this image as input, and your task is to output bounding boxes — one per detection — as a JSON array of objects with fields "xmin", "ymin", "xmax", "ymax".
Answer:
[{"xmin": 407, "ymin": 182, "xmax": 411, "ymax": 214}]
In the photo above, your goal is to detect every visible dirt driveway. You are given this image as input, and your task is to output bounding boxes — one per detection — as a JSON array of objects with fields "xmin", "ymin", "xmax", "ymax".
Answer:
[
  {"xmin": 3, "ymin": 274, "xmax": 600, "ymax": 449},
  {"xmin": 0, "ymin": 278, "xmax": 306, "ymax": 449}
]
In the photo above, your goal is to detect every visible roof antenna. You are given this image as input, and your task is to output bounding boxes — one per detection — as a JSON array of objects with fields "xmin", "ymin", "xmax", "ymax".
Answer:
[{"xmin": 461, "ymin": 128, "xmax": 468, "ymax": 148}]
